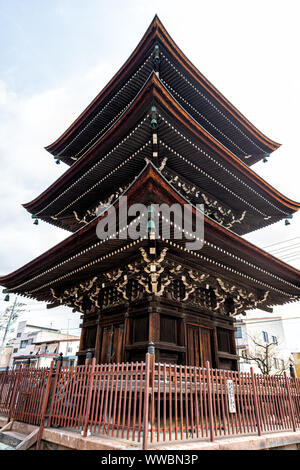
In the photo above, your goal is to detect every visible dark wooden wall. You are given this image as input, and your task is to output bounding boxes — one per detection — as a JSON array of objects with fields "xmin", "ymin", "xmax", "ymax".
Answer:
[{"xmin": 77, "ymin": 295, "xmax": 238, "ymax": 370}]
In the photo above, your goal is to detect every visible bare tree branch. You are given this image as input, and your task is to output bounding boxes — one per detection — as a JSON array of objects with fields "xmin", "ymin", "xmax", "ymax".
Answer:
[{"xmin": 242, "ymin": 334, "xmax": 289, "ymax": 376}]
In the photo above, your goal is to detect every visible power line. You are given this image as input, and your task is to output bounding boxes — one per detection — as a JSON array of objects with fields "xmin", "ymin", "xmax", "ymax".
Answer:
[
  {"xmin": 280, "ymin": 255, "xmax": 300, "ymax": 262},
  {"xmin": 277, "ymin": 251, "xmax": 300, "ymax": 259},
  {"xmin": 60, "ymin": 327, "xmax": 80, "ymax": 331},
  {"xmin": 269, "ymin": 249, "xmax": 300, "ymax": 260},
  {"xmin": 281, "ymin": 256, "xmax": 300, "ymax": 264},
  {"xmin": 281, "ymin": 253, "xmax": 300, "ymax": 260},
  {"xmin": 263, "ymin": 236, "xmax": 300, "ymax": 250},
  {"xmin": 278, "ymin": 249, "xmax": 300, "ymax": 258},
  {"xmin": 269, "ymin": 243, "xmax": 300, "ymax": 255},
  {"xmin": 270, "ymin": 251, "xmax": 300, "ymax": 260},
  {"xmin": 278, "ymin": 250, "xmax": 300, "ymax": 258}
]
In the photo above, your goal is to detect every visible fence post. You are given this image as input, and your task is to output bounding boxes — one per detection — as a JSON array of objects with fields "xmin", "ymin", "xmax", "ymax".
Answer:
[
  {"xmin": 206, "ymin": 361, "xmax": 215, "ymax": 443},
  {"xmin": 142, "ymin": 353, "xmax": 151, "ymax": 450},
  {"xmin": 83, "ymin": 357, "xmax": 96, "ymax": 437},
  {"xmin": 47, "ymin": 360, "xmax": 61, "ymax": 428},
  {"xmin": 7, "ymin": 364, "xmax": 22, "ymax": 423},
  {"xmin": 284, "ymin": 372, "xmax": 297, "ymax": 432},
  {"xmin": 250, "ymin": 367, "xmax": 262, "ymax": 436},
  {"xmin": 36, "ymin": 361, "xmax": 55, "ymax": 450},
  {"xmin": 0, "ymin": 366, "xmax": 9, "ymax": 405}
]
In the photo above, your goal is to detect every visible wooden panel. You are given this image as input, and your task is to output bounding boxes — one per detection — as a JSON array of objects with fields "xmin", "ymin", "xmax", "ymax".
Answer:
[
  {"xmin": 201, "ymin": 327, "xmax": 212, "ymax": 365},
  {"xmin": 100, "ymin": 327, "xmax": 113, "ymax": 364},
  {"xmin": 94, "ymin": 323, "xmax": 102, "ymax": 363},
  {"xmin": 83, "ymin": 326, "xmax": 97, "ymax": 350},
  {"xmin": 133, "ymin": 316, "xmax": 148, "ymax": 343},
  {"xmin": 100, "ymin": 324, "xmax": 125, "ymax": 364},
  {"xmin": 217, "ymin": 327, "xmax": 232, "ymax": 353},
  {"xmin": 160, "ymin": 315, "xmax": 177, "ymax": 344},
  {"xmin": 111, "ymin": 324, "xmax": 124, "ymax": 363},
  {"xmin": 186, "ymin": 323, "xmax": 214, "ymax": 367}
]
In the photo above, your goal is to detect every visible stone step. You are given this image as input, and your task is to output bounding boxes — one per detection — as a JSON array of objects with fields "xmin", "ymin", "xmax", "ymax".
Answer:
[
  {"xmin": 0, "ymin": 430, "xmax": 28, "ymax": 448},
  {"xmin": 0, "ymin": 441, "xmax": 15, "ymax": 450}
]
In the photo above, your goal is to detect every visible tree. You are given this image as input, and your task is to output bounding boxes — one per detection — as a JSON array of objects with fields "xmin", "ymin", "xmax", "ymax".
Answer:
[
  {"xmin": 243, "ymin": 334, "xmax": 291, "ymax": 376},
  {"xmin": 0, "ymin": 297, "xmax": 26, "ymax": 349}
]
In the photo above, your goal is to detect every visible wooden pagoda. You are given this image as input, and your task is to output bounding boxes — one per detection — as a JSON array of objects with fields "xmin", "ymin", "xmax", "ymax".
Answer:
[{"xmin": 1, "ymin": 16, "xmax": 300, "ymax": 370}]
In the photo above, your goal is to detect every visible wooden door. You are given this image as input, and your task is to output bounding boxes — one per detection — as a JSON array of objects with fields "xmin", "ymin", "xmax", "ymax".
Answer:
[
  {"xmin": 100, "ymin": 323, "xmax": 124, "ymax": 363},
  {"xmin": 111, "ymin": 324, "xmax": 124, "ymax": 363},
  {"xmin": 186, "ymin": 323, "xmax": 214, "ymax": 367}
]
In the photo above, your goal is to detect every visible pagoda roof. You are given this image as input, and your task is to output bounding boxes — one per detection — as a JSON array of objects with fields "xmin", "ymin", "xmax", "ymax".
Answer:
[
  {"xmin": 45, "ymin": 15, "xmax": 279, "ymax": 166},
  {"xmin": 24, "ymin": 74, "xmax": 300, "ymax": 235},
  {"xmin": 2, "ymin": 163, "xmax": 300, "ymax": 310}
]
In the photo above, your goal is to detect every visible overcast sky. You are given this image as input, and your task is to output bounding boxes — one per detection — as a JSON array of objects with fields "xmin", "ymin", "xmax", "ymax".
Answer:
[{"xmin": 0, "ymin": 0, "xmax": 300, "ymax": 347}]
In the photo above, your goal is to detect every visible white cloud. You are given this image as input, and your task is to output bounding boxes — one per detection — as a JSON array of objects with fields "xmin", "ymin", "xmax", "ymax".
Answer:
[
  {"xmin": 0, "ymin": 61, "xmax": 113, "ymax": 273},
  {"xmin": 0, "ymin": 60, "xmax": 113, "ymax": 334}
]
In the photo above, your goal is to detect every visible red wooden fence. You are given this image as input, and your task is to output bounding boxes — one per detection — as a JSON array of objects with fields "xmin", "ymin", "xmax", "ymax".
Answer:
[
  {"xmin": 1, "ymin": 355, "xmax": 300, "ymax": 449},
  {"xmin": 48, "ymin": 361, "xmax": 148, "ymax": 444},
  {"xmin": 0, "ymin": 365, "xmax": 51, "ymax": 426}
]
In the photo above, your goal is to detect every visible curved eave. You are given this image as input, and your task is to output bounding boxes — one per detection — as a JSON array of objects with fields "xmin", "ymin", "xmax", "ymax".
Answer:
[
  {"xmin": 45, "ymin": 17, "xmax": 158, "ymax": 156},
  {"xmin": 24, "ymin": 74, "xmax": 300, "ymax": 219},
  {"xmin": 46, "ymin": 15, "xmax": 279, "ymax": 159},
  {"xmin": 2, "ymin": 164, "xmax": 300, "ymax": 299},
  {"xmin": 153, "ymin": 77, "xmax": 299, "ymax": 212},
  {"xmin": 24, "ymin": 74, "xmax": 156, "ymax": 214}
]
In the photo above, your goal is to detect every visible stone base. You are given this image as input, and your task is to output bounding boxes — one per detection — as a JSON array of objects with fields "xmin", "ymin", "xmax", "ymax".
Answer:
[{"xmin": 1, "ymin": 416, "xmax": 300, "ymax": 451}]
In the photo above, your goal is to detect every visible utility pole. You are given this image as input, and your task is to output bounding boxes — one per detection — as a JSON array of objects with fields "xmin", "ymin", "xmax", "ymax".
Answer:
[
  {"xmin": 0, "ymin": 296, "xmax": 18, "ymax": 350},
  {"xmin": 66, "ymin": 318, "xmax": 71, "ymax": 362}
]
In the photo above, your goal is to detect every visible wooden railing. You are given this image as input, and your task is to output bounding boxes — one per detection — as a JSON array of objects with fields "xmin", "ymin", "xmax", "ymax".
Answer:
[
  {"xmin": 0, "ymin": 355, "xmax": 300, "ymax": 449},
  {"xmin": 0, "ymin": 365, "xmax": 52, "ymax": 426}
]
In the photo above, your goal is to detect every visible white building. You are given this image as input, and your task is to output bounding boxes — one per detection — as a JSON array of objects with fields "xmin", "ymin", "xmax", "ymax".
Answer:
[
  {"xmin": 0, "ymin": 339, "xmax": 14, "ymax": 370},
  {"xmin": 234, "ymin": 316, "xmax": 294, "ymax": 375},
  {"xmin": 10, "ymin": 321, "xmax": 79, "ymax": 368},
  {"xmin": 34, "ymin": 338, "xmax": 79, "ymax": 368}
]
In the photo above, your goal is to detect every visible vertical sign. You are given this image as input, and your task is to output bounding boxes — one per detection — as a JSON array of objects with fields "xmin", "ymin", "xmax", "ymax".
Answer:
[{"xmin": 226, "ymin": 379, "xmax": 236, "ymax": 413}]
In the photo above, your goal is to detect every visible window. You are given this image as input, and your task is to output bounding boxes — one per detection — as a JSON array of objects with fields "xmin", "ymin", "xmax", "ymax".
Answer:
[
  {"xmin": 274, "ymin": 358, "xmax": 279, "ymax": 369},
  {"xmin": 235, "ymin": 327, "xmax": 242, "ymax": 339},
  {"xmin": 241, "ymin": 349, "xmax": 250, "ymax": 363},
  {"xmin": 13, "ymin": 348, "xmax": 18, "ymax": 353},
  {"xmin": 272, "ymin": 336, "xmax": 278, "ymax": 344},
  {"xmin": 262, "ymin": 331, "xmax": 269, "ymax": 343},
  {"xmin": 17, "ymin": 333, "xmax": 21, "ymax": 338},
  {"xmin": 20, "ymin": 340, "xmax": 28, "ymax": 349}
]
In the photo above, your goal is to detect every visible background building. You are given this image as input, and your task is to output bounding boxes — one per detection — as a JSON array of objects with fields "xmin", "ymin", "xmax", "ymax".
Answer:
[
  {"xmin": 0, "ymin": 339, "xmax": 14, "ymax": 370},
  {"xmin": 235, "ymin": 316, "xmax": 294, "ymax": 375},
  {"xmin": 33, "ymin": 337, "xmax": 79, "ymax": 368},
  {"xmin": 10, "ymin": 321, "xmax": 79, "ymax": 368}
]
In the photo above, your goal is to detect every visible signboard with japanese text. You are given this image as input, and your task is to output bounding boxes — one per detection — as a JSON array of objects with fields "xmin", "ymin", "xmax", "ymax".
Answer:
[{"xmin": 226, "ymin": 379, "xmax": 236, "ymax": 413}]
